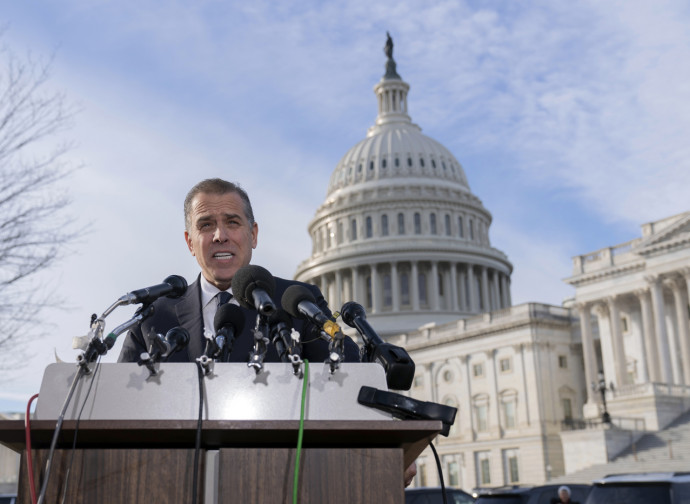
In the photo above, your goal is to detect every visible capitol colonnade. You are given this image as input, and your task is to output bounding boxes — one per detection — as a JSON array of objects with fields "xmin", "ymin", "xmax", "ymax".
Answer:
[{"xmin": 302, "ymin": 260, "xmax": 511, "ymax": 316}]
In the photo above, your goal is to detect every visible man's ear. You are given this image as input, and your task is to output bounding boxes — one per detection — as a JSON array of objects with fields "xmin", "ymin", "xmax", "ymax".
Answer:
[
  {"xmin": 185, "ymin": 230, "xmax": 195, "ymax": 255},
  {"xmin": 251, "ymin": 222, "xmax": 258, "ymax": 249}
]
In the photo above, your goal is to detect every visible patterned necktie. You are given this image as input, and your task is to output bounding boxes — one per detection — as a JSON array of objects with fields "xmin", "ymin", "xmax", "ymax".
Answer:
[{"xmin": 217, "ymin": 291, "xmax": 232, "ymax": 306}]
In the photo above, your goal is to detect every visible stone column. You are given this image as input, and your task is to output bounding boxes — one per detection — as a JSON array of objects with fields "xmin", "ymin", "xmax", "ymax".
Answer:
[
  {"xmin": 450, "ymin": 263, "xmax": 458, "ymax": 312},
  {"xmin": 500, "ymin": 274, "xmax": 509, "ymax": 309},
  {"xmin": 506, "ymin": 275, "xmax": 513, "ymax": 308},
  {"xmin": 666, "ymin": 277, "xmax": 690, "ymax": 385},
  {"xmin": 334, "ymin": 269, "xmax": 343, "ymax": 311},
  {"xmin": 411, "ymin": 261, "xmax": 420, "ymax": 311},
  {"xmin": 606, "ymin": 295, "xmax": 627, "ymax": 387},
  {"xmin": 460, "ymin": 355, "xmax": 475, "ymax": 435},
  {"xmin": 351, "ymin": 266, "xmax": 360, "ymax": 303},
  {"xmin": 648, "ymin": 275, "xmax": 674, "ymax": 385},
  {"xmin": 577, "ymin": 302, "xmax": 598, "ymax": 404},
  {"xmin": 371, "ymin": 263, "xmax": 380, "ymax": 314},
  {"xmin": 492, "ymin": 270, "xmax": 500, "ymax": 310},
  {"xmin": 513, "ymin": 343, "xmax": 531, "ymax": 426},
  {"xmin": 481, "ymin": 266, "xmax": 490, "ymax": 312},
  {"xmin": 391, "ymin": 262, "xmax": 400, "ymax": 311},
  {"xmin": 636, "ymin": 288, "xmax": 658, "ymax": 382},
  {"xmin": 431, "ymin": 261, "xmax": 440, "ymax": 310},
  {"xmin": 459, "ymin": 267, "xmax": 467, "ymax": 311},
  {"xmin": 467, "ymin": 265, "xmax": 477, "ymax": 313},
  {"xmin": 485, "ymin": 349, "xmax": 501, "ymax": 435},
  {"xmin": 320, "ymin": 274, "xmax": 329, "ymax": 303},
  {"xmin": 593, "ymin": 302, "xmax": 615, "ymax": 392}
]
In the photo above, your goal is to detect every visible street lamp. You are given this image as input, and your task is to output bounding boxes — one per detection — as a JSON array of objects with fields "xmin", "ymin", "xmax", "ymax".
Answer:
[{"xmin": 592, "ymin": 371, "xmax": 611, "ymax": 424}]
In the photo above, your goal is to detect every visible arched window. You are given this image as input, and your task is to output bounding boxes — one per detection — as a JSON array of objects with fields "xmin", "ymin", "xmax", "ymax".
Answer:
[
  {"xmin": 351, "ymin": 219, "xmax": 357, "ymax": 241},
  {"xmin": 469, "ymin": 219, "xmax": 475, "ymax": 240},
  {"xmin": 458, "ymin": 216, "xmax": 464, "ymax": 238},
  {"xmin": 445, "ymin": 214, "xmax": 451, "ymax": 236},
  {"xmin": 337, "ymin": 221, "xmax": 343, "ymax": 244},
  {"xmin": 407, "ymin": 157, "xmax": 413, "ymax": 167},
  {"xmin": 430, "ymin": 213, "xmax": 437, "ymax": 235},
  {"xmin": 381, "ymin": 214, "xmax": 389, "ymax": 236},
  {"xmin": 365, "ymin": 216, "xmax": 373, "ymax": 238},
  {"xmin": 414, "ymin": 213, "xmax": 421, "ymax": 234},
  {"xmin": 398, "ymin": 213, "xmax": 405, "ymax": 234}
]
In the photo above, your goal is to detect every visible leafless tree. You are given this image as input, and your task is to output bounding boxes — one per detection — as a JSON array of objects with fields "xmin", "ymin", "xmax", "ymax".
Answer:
[{"xmin": 0, "ymin": 34, "xmax": 79, "ymax": 369}]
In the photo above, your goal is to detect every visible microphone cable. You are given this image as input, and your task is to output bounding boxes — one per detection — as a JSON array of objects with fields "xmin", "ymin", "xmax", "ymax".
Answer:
[
  {"xmin": 429, "ymin": 441, "xmax": 448, "ymax": 504},
  {"xmin": 60, "ymin": 358, "xmax": 102, "ymax": 504},
  {"xmin": 292, "ymin": 359, "xmax": 309, "ymax": 504},
  {"xmin": 192, "ymin": 361, "xmax": 205, "ymax": 504},
  {"xmin": 36, "ymin": 362, "xmax": 94, "ymax": 504},
  {"xmin": 24, "ymin": 393, "xmax": 40, "ymax": 504}
]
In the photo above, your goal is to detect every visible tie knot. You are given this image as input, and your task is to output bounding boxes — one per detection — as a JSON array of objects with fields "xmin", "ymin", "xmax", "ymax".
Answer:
[{"xmin": 217, "ymin": 291, "xmax": 232, "ymax": 306}]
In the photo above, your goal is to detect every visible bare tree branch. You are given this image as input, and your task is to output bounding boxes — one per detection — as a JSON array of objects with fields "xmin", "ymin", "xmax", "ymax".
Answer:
[{"xmin": 0, "ymin": 33, "xmax": 81, "ymax": 372}]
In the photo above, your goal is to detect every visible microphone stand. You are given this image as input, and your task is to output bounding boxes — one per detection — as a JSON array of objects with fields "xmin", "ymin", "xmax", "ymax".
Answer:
[
  {"xmin": 248, "ymin": 313, "xmax": 270, "ymax": 374},
  {"xmin": 38, "ymin": 300, "xmax": 155, "ymax": 503}
]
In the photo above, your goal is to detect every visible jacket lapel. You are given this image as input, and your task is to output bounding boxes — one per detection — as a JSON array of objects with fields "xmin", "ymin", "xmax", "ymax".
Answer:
[{"xmin": 175, "ymin": 276, "xmax": 204, "ymax": 360}]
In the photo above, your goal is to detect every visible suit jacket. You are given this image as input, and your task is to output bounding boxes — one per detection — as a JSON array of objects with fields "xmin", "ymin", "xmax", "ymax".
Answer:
[{"xmin": 117, "ymin": 275, "xmax": 360, "ymax": 364}]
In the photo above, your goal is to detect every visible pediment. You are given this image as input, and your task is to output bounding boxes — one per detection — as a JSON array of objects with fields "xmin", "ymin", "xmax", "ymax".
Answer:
[{"xmin": 636, "ymin": 212, "xmax": 690, "ymax": 252}]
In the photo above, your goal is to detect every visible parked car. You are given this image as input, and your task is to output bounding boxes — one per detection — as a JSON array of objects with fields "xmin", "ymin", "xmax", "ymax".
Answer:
[
  {"xmin": 0, "ymin": 494, "xmax": 16, "ymax": 504},
  {"xmin": 475, "ymin": 484, "xmax": 591, "ymax": 504},
  {"xmin": 406, "ymin": 486, "xmax": 476, "ymax": 503},
  {"xmin": 585, "ymin": 472, "xmax": 690, "ymax": 504}
]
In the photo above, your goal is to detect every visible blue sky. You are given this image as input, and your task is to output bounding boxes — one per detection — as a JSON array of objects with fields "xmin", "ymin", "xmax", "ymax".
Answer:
[{"xmin": 1, "ymin": 0, "xmax": 689, "ymax": 411}]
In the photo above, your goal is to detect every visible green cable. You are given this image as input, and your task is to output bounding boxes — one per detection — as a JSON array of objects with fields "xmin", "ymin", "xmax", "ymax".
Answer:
[{"xmin": 293, "ymin": 359, "xmax": 309, "ymax": 504}]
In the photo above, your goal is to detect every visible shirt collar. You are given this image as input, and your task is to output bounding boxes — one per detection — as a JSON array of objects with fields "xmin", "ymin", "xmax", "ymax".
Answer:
[{"xmin": 199, "ymin": 275, "xmax": 232, "ymax": 309}]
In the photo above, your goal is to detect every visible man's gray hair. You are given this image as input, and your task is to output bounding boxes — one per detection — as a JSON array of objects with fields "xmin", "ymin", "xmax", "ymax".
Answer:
[{"xmin": 184, "ymin": 178, "xmax": 255, "ymax": 231}]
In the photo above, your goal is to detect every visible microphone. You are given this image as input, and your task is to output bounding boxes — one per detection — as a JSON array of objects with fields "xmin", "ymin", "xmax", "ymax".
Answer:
[
  {"xmin": 282, "ymin": 285, "xmax": 347, "ymax": 372},
  {"xmin": 146, "ymin": 326, "xmax": 191, "ymax": 363},
  {"xmin": 340, "ymin": 301, "xmax": 415, "ymax": 391},
  {"xmin": 119, "ymin": 275, "xmax": 188, "ymax": 305},
  {"xmin": 281, "ymin": 285, "xmax": 342, "ymax": 339},
  {"xmin": 163, "ymin": 327, "xmax": 190, "ymax": 357},
  {"xmin": 231, "ymin": 265, "xmax": 276, "ymax": 316},
  {"xmin": 213, "ymin": 302, "xmax": 245, "ymax": 361},
  {"xmin": 268, "ymin": 308, "xmax": 300, "ymax": 363}
]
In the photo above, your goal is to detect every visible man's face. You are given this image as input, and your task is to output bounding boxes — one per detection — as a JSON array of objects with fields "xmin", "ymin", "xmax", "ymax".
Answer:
[
  {"xmin": 184, "ymin": 191, "xmax": 258, "ymax": 291},
  {"xmin": 559, "ymin": 490, "xmax": 570, "ymax": 502}
]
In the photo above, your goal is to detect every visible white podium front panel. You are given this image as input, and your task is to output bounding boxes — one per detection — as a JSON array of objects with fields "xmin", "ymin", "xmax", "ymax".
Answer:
[{"xmin": 34, "ymin": 362, "xmax": 393, "ymax": 421}]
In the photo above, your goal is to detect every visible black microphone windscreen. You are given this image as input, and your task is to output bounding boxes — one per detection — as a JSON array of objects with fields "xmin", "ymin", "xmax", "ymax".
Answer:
[
  {"xmin": 268, "ymin": 308, "xmax": 293, "ymax": 328},
  {"xmin": 281, "ymin": 285, "xmax": 316, "ymax": 319},
  {"xmin": 340, "ymin": 301, "xmax": 367, "ymax": 327},
  {"xmin": 231, "ymin": 265, "xmax": 276, "ymax": 310},
  {"xmin": 214, "ymin": 303, "xmax": 246, "ymax": 333},
  {"xmin": 165, "ymin": 327, "xmax": 190, "ymax": 353},
  {"xmin": 163, "ymin": 275, "xmax": 188, "ymax": 299}
]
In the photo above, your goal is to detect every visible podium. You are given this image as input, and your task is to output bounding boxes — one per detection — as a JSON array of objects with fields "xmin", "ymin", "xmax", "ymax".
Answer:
[{"xmin": 1, "ymin": 363, "xmax": 442, "ymax": 503}]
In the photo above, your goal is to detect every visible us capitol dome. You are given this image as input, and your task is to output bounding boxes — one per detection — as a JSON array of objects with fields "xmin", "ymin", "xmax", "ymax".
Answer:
[{"xmin": 295, "ymin": 35, "xmax": 513, "ymax": 336}]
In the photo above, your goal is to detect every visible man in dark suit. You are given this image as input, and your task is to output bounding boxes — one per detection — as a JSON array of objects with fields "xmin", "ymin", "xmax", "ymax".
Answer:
[{"xmin": 117, "ymin": 178, "xmax": 359, "ymax": 364}]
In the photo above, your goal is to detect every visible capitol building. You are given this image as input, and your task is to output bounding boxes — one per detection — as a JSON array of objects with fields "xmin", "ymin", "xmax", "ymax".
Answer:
[{"xmin": 295, "ymin": 37, "xmax": 690, "ymax": 489}]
